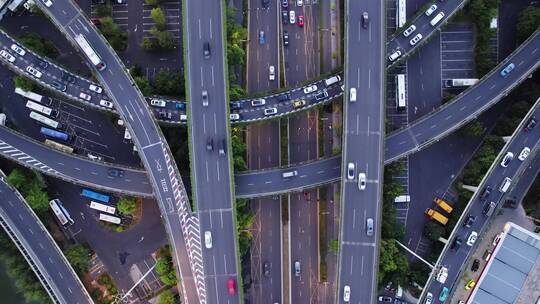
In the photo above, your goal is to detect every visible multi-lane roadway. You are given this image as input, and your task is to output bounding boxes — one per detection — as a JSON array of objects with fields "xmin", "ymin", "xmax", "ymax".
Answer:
[
  {"xmin": 337, "ymin": 1, "xmax": 385, "ymax": 303},
  {"xmin": 183, "ymin": 0, "xmax": 240, "ymax": 302},
  {"xmin": 0, "ymin": 177, "xmax": 92, "ymax": 303}
]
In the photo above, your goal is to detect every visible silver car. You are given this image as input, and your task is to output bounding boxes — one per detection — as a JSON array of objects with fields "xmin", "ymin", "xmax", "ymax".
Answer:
[
  {"xmin": 403, "ymin": 24, "xmax": 416, "ymax": 37},
  {"xmin": 409, "ymin": 33, "xmax": 423, "ymax": 46}
]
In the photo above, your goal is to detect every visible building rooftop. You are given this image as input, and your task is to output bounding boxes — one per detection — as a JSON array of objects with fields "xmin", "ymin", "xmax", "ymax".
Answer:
[{"xmin": 468, "ymin": 222, "xmax": 540, "ymax": 304}]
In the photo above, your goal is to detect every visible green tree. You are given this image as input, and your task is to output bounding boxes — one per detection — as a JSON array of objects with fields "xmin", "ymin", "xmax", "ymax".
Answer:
[
  {"xmin": 422, "ymin": 221, "xmax": 446, "ymax": 242},
  {"xmin": 6, "ymin": 168, "xmax": 28, "ymax": 191},
  {"xmin": 24, "ymin": 185, "xmax": 49, "ymax": 214},
  {"xmin": 157, "ymin": 290, "xmax": 175, "ymax": 304},
  {"xmin": 65, "ymin": 244, "xmax": 92, "ymax": 275},
  {"xmin": 19, "ymin": 32, "xmax": 59, "ymax": 59},
  {"xmin": 160, "ymin": 272, "xmax": 177, "ymax": 286},
  {"xmin": 328, "ymin": 239, "xmax": 339, "ymax": 252},
  {"xmin": 99, "ymin": 17, "xmax": 128, "ymax": 51},
  {"xmin": 378, "ymin": 239, "xmax": 409, "ymax": 286},
  {"xmin": 95, "ymin": 5, "xmax": 112, "ymax": 18},
  {"xmin": 145, "ymin": 0, "xmax": 164, "ymax": 5},
  {"xmin": 517, "ymin": 6, "xmax": 540, "ymax": 43},
  {"xmin": 155, "ymin": 256, "xmax": 172, "ymax": 275},
  {"xmin": 135, "ymin": 76, "xmax": 154, "ymax": 96},
  {"xmin": 460, "ymin": 121, "xmax": 484, "ymax": 137},
  {"xmin": 117, "ymin": 196, "xmax": 136, "ymax": 215},
  {"xmin": 150, "ymin": 7, "xmax": 167, "ymax": 31},
  {"xmin": 14, "ymin": 76, "xmax": 37, "ymax": 91},
  {"xmin": 229, "ymin": 84, "xmax": 245, "ymax": 100},
  {"xmin": 227, "ymin": 43, "xmax": 245, "ymax": 67},
  {"xmin": 152, "ymin": 70, "xmax": 184, "ymax": 97},
  {"xmin": 155, "ymin": 30, "xmax": 176, "ymax": 50},
  {"xmin": 141, "ymin": 37, "xmax": 157, "ymax": 52}
]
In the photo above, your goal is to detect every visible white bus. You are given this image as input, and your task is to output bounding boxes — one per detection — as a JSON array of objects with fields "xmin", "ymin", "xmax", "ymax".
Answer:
[
  {"xmin": 99, "ymin": 213, "xmax": 121, "ymax": 224},
  {"xmin": 50, "ymin": 199, "xmax": 74, "ymax": 227},
  {"xmin": 74, "ymin": 34, "xmax": 106, "ymax": 71},
  {"xmin": 29, "ymin": 111, "xmax": 62, "ymax": 129},
  {"xmin": 90, "ymin": 201, "xmax": 116, "ymax": 215},
  {"xmin": 15, "ymin": 88, "xmax": 51, "ymax": 105},
  {"xmin": 26, "ymin": 100, "xmax": 55, "ymax": 117},
  {"xmin": 395, "ymin": 74, "xmax": 406, "ymax": 111},
  {"xmin": 396, "ymin": 0, "xmax": 406, "ymax": 28},
  {"xmin": 430, "ymin": 12, "xmax": 445, "ymax": 26},
  {"xmin": 445, "ymin": 78, "xmax": 479, "ymax": 88}
]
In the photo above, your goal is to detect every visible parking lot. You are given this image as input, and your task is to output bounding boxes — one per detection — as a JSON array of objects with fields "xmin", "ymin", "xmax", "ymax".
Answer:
[
  {"xmin": 142, "ymin": 1, "xmax": 181, "ymax": 40},
  {"xmin": 90, "ymin": 1, "xmax": 129, "ymax": 31},
  {"xmin": 440, "ymin": 23, "xmax": 475, "ymax": 96},
  {"xmin": 386, "ymin": 0, "xmax": 397, "ymax": 37}
]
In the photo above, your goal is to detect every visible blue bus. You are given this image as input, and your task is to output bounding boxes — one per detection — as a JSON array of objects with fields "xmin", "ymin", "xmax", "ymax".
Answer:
[
  {"xmin": 40, "ymin": 127, "xmax": 69, "ymax": 141},
  {"xmin": 81, "ymin": 189, "xmax": 110, "ymax": 203}
]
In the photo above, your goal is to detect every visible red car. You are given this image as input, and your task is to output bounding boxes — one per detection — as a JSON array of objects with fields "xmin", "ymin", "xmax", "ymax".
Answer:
[
  {"xmin": 228, "ymin": 278, "xmax": 235, "ymax": 295},
  {"xmin": 298, "ymin": 15, "xmax": 304, "ymax": 27}
]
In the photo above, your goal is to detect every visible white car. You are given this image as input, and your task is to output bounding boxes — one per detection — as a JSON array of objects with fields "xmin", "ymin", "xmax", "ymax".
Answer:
[
  {"xmin": 296, "ymin": 0, "xmax": 302, "ymax": 6},
  {"xmin": 500, "ymin": 151, "xmax": 514, "ymax": 167},
  {"xmin": 100, "ymin": 99, "xmax": 113, "ymax": 108},
  {"xmin": 347, "ymin": 163, "xmax": 355, "ymax": 180},
  {"xmin": 202, "ymin": 90, "xmax": 209, "ymax": 107},
  {"xmin": 518, "ymin": 147, "xmax": 530, "ymax": 161},
  {"xmin": 388, "ymin": 50, "xmax": 402, "ymax": 61},
  {"xmin": 87, "ymin": 153, "xmax": 103, "ymax": 161},
  {"xmin": 425, "ymin": 4, "xmax": 437, "ymax": 16},
  {"xmin": 230, "ymin": 113, "xmax": 240, "ymax": 121},
  {"xmin": 264, "ymin": 107, "xmax": 278, "ymax": 116},
  {"xmin": 150, "ymin": 99, "xmax": 166, "ymax": 107},
  {"xmin": 269, "ymin": 65, "xmax": 275, "ymax": 81},
  {"xmin": 10, "ymin": 44, "xmax": 26, "ymax": 56},
  {"xmin": 79, "ymin": 92, "xmax": 91, "ymax": 101},
  {"xmin": 303, "ymin": 85, "xmax": 318, "ymax": 94},
  {"xmin": 425, "ymin": 292, "xmax": 433, "ymax": 304},
  {"xmin": 467, "ymin": 231, "xmax": 478, "ymax": 246},
  {"xmin": 409, "ymin": 33, "xmax": 423, "ymax": 46},
  {"xmin": 0, "ymin": 50, "xmax": 16, "ymax": 63},
  {"xmin": 251, "ymin": 98, "xmax": 266, "ymax": 107},
  {"xmin": 358, "ymin": 173, "xmax": 366, "ymax": 190},
  {"xmin": 343, "ymin": 285, "xmax": 350, "ymax": 302},
  {"xmin": 25, "ymin": 66, "xmax": 42, "ymax": 78},
  {"xmin": 403, "ymin": 24, "xmax": 416, "ymax": 37},
  {"xmin": 41, "ymin": 0, "xmax": 53, "ymax": 7},
  {"xmin": 349, "ymin": 88, "xmax": 357, "ymax": 102},
  {"xmin": 89, "ymin": 84, "xmax": 103, "ymax": 93},
  {"xmin": 204, "ymin": 231, "xmax": 212, "ymax": 249},
  {"xmin": 289, "ymin": 10, "xmax": 296, "ymax": 24}
]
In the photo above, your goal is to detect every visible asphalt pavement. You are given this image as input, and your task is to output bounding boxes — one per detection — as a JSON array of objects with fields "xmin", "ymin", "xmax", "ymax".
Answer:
[{"xmin": 337, "ymin": 1, "xmax": 385, "ymax": 303}]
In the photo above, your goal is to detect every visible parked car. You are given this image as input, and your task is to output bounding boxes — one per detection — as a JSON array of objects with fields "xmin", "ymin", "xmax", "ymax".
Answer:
[
  {"xmin": 378, "ymin": 296, "xmax": 392, "ymax": 303},
  {"xmin": 25, "ymin": 66, "xmax": 42, "ymax": 78},
  {"xmin": 100, "ymin": 99, "xmax": 114, "ymax": 108},
  {"xmin": 471, "ymin": 259, "xmax": 480, "ymax": 272},
  {"xmin": 518, "ymin": 147, "xmax": 530, "ymax": 161},
  {"xmin": 51, "ymin": 80, "xmax": 67, "ymax": 92},
  {"xmin": 289, "ymin": 10, "xmax": 296, "ymax": 24},
  {"xmin": 303, "ymin": 85, "xmax": 318, "ymax": 94},
  {"xmin": 425, "ymin": 292, "xmax": 433, "ymax": 304},
  {"xmin": 283, "ymin": 30, "xmax": 289, "ymax": 46},
  {"xmin": 464, "ymin": 214, "xmax": 476, "ymax": 228},
  {"xmin": 264, "ymin": 107, "xmax": 278, "ymax": 116},
  {"xmin": 79, "ymin": 92, "xmax": 91, "ymax": 101},
  {"xmin": 388, "ymin": 50, "xmax": 402, "ymax": 61},
  {"xmin": 298, "ymin": 15, "xmax": 304, "ymax": 27},
  {"xmin": 451, "ymin": 237, "xmax": 462, "ymax": 250},
  {"xmin": 409, "ymin": 33, "xmax": 423, "ymax": 46},
  {"xmin": 230, "ymin": 113, "xmax": 240, "ymax": 121},
  {"xmin": 10, "ymin": 44, "xmax": 26, "ymax": 56},
  {"xmin": 465, "ymin": 280, "xmax": 476, "ymax": 290},
  {"xmin": 293, "ymin": 99, "xmax": 307, "ymax": 108},
  {"xmin": 403, "ymin": 24, "xmax": 416, "ymax": 37},
  {"xmin": 150, "ymin": 99, "xmax": 166, "ymax": 107},
  {"xmin": 0, "ymin": 49, "xmax": 15, "ymax": 63},
  {"xmin": 89, "ymin": 84, "xmax": 103, "ymax": 93},
  {"xmin": 480, "ymin": 186, "xmax": 492, "ymax": 200},
  {"xmin": 230, "ymin": 101, "xmax": 243, "ymax": 110},
  {"xmin": 425, "ymin": 4, "xmax": 438, "ymax": 16},
  {"xmin": 524, "ymin": 117, "xmax": 537, "ymax": 132},
  {"xmin": 251, "ymin": 98, "xmax": 266, "ymax": 107},
  {"xmin": 41, "ymin": 0, "xmax": 53, "ymax": 7},
  {"xmin": 282, "ymin": 10, "xmax": 288, "ymax": 24},
  {"xmin": 467, "ymin": 231, "xmax": 478, "ymax": 246},
  {"xmin": 500, "ymin": 151, "xmax": 514, "ymax": 167},
  {"xmin": 439, "ymin": 287, "xmax": 449, "ymax": 302},
  {"xmin": 281, "ymin": 0, "xmax": 288, "ymax": 8}
]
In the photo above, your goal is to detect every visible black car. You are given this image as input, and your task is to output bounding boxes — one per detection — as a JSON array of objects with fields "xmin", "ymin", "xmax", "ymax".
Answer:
[
  {"xmin": 37, "ymin": 60, "xmax": 48, "ymax": 69},
  {"xmin": 206, "ymin": 138, "xmax": 213, "ymax": 151},
  {"xmin": 362, "ymin": 12, "xmax": 369, "ymax": 28},
  {"xmin": 315, "ymin": 90, "xmax": 329, "ymax": 101},
  {"xmin": 281, "ymin": 10, "xmax": 288, "ymax": 24},
  {"xmin": 464, "ymin": 214, "xmax": 476, "ymax": 228},
  {"xmin": 61, "ymin": 71, "xmax": 76, "ymax": 84},
  {"xmin": 263, "ymin": 262, "xmax": 271, "ymax": 277},
  {"xmin": 230, "ymin": 101, "xmax": 243, "ymax": 110},
  {"xmin": 203, "ymin": 42, "xmax": 211, "ymax": 59},
  {"xmin": 107, "ymin": 168, "xmax": 124, "ymax": 178},
  {"xmin": 283, "ymin": 30, "xmax": 289, "ymax": 46},
  {"xmin": 277, "ymin": 93, "xmax": 291, "ymax": 102},
  {"xmin": 471, "ymin": 259, "xmax": 480, "ymax": 272},
  {"xmin": 524, "ymin": 117, "xmax": 537, "ymax": 132},
  {"xmin": 451, "ymin": 237, "xmax": 462, "ymax": 250},
  {"xmin": 479, "ymin": 186, "xmax": 492, "ymax": 200},
  {"xmin": 281, "ymin": 0, "xmax": 288, "ymax": 8},
  {"xmin": 51, "ymin": 80, "xmax": 67, "ymax": 92}
]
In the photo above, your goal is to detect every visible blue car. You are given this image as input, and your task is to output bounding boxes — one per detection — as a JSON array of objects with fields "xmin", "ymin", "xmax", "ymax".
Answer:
[
  {"xmin": 230, "ymin": 101, "xmax": 243, "ymax": 110},
  {"xmin": 500, "ymin": 63, "xmax": 515, "ymax": 77},
  {"xmin": 259, "ymin": 31, "xmax": 266, "ymax": 45},
  {"xmin": 175, "ymin": 102, "xmax": 185, "ymax": 110},
  {"xmin": 439, "ymin": 287, "xmax": 449, "ymax": 302}
]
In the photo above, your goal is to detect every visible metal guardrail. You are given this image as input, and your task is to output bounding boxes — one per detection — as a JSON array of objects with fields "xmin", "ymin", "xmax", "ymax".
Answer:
[
  {"xmin": 0, "ymin": 171, "xmax": 93, "ymax": 304},
  {"xmin": 418, "ymin": 96, "xmax": 540, "ymax": 302}
]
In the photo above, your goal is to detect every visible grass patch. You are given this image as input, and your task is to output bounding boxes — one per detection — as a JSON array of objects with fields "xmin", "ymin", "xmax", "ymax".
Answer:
[
  {"xmin": 280, "ymin": 118, "xmax": 289, "ymax": 166},
  {"xmin": 318, "ymin": 187, "xmax": 328, "ymax": 282}
]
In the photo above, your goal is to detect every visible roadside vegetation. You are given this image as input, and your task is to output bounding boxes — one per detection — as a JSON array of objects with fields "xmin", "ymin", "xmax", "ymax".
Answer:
[
  {"xmin": 6, "ymin": 167, "xmax": 50, "ymax": 215},
  {"xmin": 231, "ymin": 126, "xmax": 247, "ymax": 172},
  {"xmin": 17, "ymin": 32, "xmax": 59, "ymax": 59},
  {"xmin": 93, "ymin": 2, "xmax": 128, "ymax": 52},
  {"xmin": 155, "ymin": 245, "xmax": 178, "ymax": 286},
  {"xmin": 0, "ymin": 230, "xmax": 51, "ymax": 303},
  {"xmin": 157, "ymin": 290, "xmax": 176, "ymax": 304},
  {"xmin": 65, "ymin": 243, "xmax": 93, "ymax": 276},
  {"xmin": 516, "ymin": 5, "xmax": 540, "ymax": 44},
  {"xmin": 14, "ymin": 75, "xmax": 37, "ymax": 92},
  {"xmin": 225, "ymin": 5, "xmax": 247, "ymax": 100},
  {"xmin": 129, "ymin": 65, "xmax": 185, "ymax": 99}
]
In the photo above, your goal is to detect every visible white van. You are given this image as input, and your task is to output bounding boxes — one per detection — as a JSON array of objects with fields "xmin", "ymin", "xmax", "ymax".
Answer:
[
  {"xmin": 394, "ymin": 195, "xmax": 410, "ymax": 204},
  {"xmin": 499, "ymin": 177, "xmax": 512, "ymax": 193},
  {"xmin": 282, "ymin": 170, "xmax": 298, "ymax": 178},
  {"xmin": 436, "ymin": 267, "xmax": 448, "ymax": 283},
  {"xmin": 324, "ymin": 75, "xmax": 341, "ymax": 87},
  {"xmin": 430, "ymin": 12, "xmax": 445, "ymax": 26}
]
